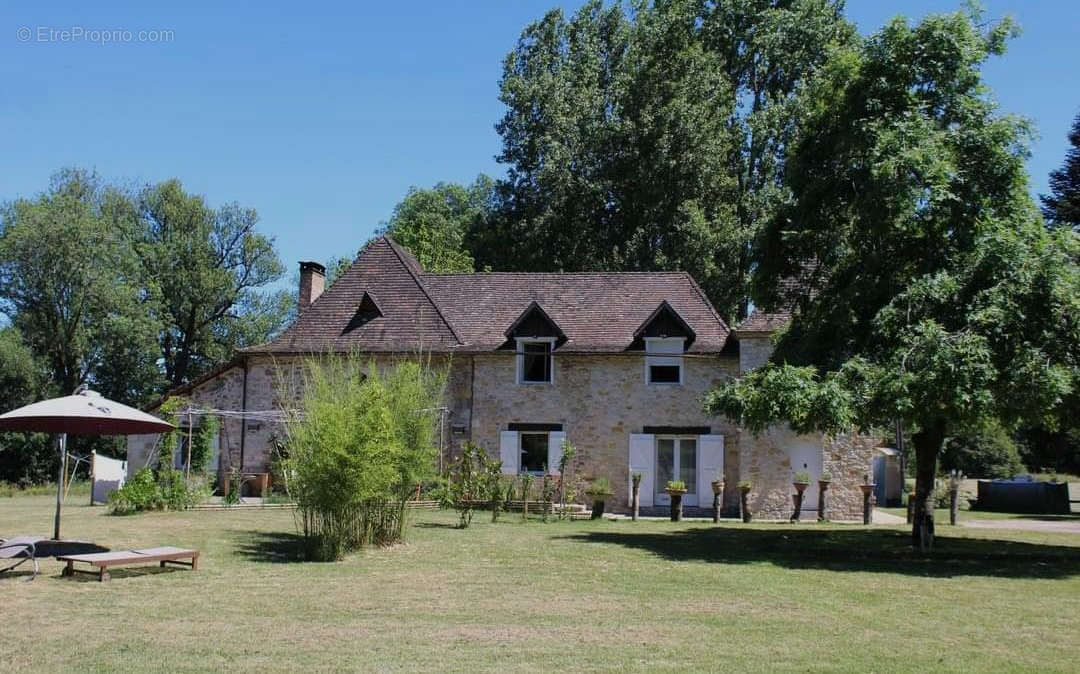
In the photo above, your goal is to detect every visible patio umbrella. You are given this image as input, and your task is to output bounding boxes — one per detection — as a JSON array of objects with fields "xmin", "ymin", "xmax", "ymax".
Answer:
[{"xmin": 0, "ymin": 389, "xmax": 174, "ymax": 539}]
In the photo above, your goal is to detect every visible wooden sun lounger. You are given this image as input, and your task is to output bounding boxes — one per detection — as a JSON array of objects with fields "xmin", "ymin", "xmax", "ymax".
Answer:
[{"xmin": 59, "ymin": 546, "xmax": 199, "ymax": 582}]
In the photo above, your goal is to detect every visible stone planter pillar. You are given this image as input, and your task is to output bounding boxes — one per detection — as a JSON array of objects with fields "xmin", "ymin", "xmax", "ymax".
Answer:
[
  {"xmin": 667, "ymin": 490, "xmax": 686, "ymax": 522},
  {"xmin": 817, "ymin": 480, "xmax": 830, "ymax": 522},
  {"xmin": 790, "ymin": 482, "xmax": 809, "ymax": 523},
  {"xmin": 631, "ymin": 474, "xmax": 642, "ymax": 522},
  {"xmin": 738, "ymin": 485, "xmax": 752, "ymax": 523},
  {"xmin": 711, "ymin": 481, "xmax": 724, "ymax": 524},
  {"xmin": 860, "ymin": 483, "xmax": 875, "ymax": 525}
]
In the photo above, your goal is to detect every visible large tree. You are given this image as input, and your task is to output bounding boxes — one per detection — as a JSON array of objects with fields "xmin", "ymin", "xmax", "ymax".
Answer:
[
  {"xmin": 1042, "ymin": 111, "xmax": 1080, "ymax": 232},
  {"xmin": 137, "ymin": 179, "xmax": 287, "ymax": 387},
  {"xmin": 704, "ymin": 11, "xmax": 1079, "ymax": 550},
  {"xmin": 0, "ymin": 169, "xmax": 161, "ymax": 401},
  {"xmin": 482, "ymin": 0, "xmax": 853, "ymax": 322},
  {"xmin": 0, "ymin": 327, "xmax": 53, "ymax": 484},
  {"xmin": 380, "ymin": 176, "xmax": 494, "ymax": 273}
]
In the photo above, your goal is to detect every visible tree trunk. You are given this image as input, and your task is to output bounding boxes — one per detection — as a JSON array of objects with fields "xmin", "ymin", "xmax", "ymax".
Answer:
[
  {"xmin": 911, "ymin": 421, "xmax": 945, "ymax": 552},
  {"xmin": 949, "ymin": 486, "xmax": 959, "ymax": 526}
]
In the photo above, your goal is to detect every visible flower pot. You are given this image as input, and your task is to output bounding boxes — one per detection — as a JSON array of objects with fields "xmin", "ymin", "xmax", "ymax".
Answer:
[
  {"xmin": 711, "ymin": 480, "xmax": 724, "ymax": 495},
  {"xmin": 793, "ymin": 481, "xmax": 809, "ymax": 494}
]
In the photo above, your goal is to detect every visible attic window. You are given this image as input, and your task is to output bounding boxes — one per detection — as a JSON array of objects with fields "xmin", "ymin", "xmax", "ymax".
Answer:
[
  {"xmin": 645, "ymin": 337, "xmax": 685, "ymax": 386},
  {"xmin": 344, "ymin": 292, "xmax": 382, "ymax": 332}
]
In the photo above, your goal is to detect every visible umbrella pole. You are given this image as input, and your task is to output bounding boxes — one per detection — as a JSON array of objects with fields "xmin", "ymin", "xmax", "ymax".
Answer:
[{"xmin": 53, "ymin": 433, "xmax": 67, "ymax": 540}]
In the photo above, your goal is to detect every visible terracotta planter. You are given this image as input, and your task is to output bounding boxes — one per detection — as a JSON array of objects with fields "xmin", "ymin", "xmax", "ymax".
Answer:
[
  {"xmin": 711, "ymin": 480, "xmax": 724, "ymax": 495},
  {"xmin": 793, "ymin": 481, "xmax": 809, "ymax": 494}
]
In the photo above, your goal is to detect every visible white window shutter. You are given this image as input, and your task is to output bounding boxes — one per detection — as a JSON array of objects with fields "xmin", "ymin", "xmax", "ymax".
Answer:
[
  {"xmin": 499, "ymin": 431, "xmax": 519, "ymax": 475},
  {"xmin": 547, "ymin": 431, "xmax": 566, "ymax": 474},
  {"xmin": 698, "ymin": 434, "xmax": 725, "ymax": 502},
  {"xmin": 628, "ymin": 433, "xmax": 655, "ymax": 507}
]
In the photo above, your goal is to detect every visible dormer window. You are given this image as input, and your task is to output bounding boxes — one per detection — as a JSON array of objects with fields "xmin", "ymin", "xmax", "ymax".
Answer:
[
  {"xmin": 344, "ymin": 292, "xmax": 382, "ymax": 333},
  {"xmin": 645, "ymin": 337, "xmax": 684, "ymax": 385},
  {"xmin": 517, "ymin": 338, "xmax": 554, "ymax": 384}
]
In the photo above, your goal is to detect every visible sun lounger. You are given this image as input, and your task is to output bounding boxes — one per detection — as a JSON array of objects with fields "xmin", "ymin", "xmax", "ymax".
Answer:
[
  {"xmin": 59, "ymin": 546, "xmax": 199, "ymax": 582},
  {"xmin": 0, "ymin": 536, "xmax": 44, "ymax": 580}
]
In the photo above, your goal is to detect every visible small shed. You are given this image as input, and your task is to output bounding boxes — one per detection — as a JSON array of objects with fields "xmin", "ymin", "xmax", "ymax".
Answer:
[{"xmin": 872, "ymin": 447, "xmax": 902, "ymax": 506}]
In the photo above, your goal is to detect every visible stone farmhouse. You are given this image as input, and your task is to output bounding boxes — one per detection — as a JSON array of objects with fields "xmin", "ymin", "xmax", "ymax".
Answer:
[{"xmin": 128, "ymin": 236, "xmax": 879, "ymax": 519}]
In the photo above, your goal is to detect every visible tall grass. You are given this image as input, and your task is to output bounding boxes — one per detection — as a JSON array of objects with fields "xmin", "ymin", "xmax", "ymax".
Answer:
[{"xmin": 278, "ymin": 352, "xmax": 446, "ymax": 560}]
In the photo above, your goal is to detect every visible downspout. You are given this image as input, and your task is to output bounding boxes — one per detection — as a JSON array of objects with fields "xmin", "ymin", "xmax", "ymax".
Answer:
[
  {"xmin": 468, "ymin": 355, "xmax": 476, "ymax": 445},
  {"xmin": 239, "ymin": 357, "xmax": 249, "ymax": 470}
]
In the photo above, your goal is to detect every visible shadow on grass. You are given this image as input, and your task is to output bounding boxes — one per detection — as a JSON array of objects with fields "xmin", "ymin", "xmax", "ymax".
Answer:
[
  {"xmin": 413, "ymin": 522, "xmax": 461, "ymax": 530},
  {"xmin": 558, "ymin": 527, "xmax": 1080, "ymax": 579},
  {"xmin": 233, "ymin": 530, "xmax": 312, "ymax": 563}
]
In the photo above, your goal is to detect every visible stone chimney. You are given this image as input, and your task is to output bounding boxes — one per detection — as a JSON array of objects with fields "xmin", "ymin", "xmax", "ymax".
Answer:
[{"xmin": 298, "ymin": 261, "xmax": 326, "ymax": 313}]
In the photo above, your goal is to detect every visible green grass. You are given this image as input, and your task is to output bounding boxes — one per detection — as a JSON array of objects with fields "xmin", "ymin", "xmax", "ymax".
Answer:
[{"xmin": 3, "ymin": 495, "xmax": 1080, "ymax": 672}]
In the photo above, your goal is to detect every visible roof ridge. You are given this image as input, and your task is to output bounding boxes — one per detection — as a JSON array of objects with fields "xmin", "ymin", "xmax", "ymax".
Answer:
[
  {"xmin": 679, "ymin": 271, "xmax": 731, "ymax": 337},
  {"xmin": 384, "ymin": 236, "xmax": 465, "ymax": 345},
  {"xmin": 421, "ymin": 270, "xmax": 692, "ymax": 278}
]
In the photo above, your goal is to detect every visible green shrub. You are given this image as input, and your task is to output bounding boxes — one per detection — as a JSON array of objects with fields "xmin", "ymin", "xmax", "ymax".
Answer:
[
  {"xmin": 107, "ymin": 467, "xmax": 209, "ymax": 514},
  {"xmin": 942, "ymin": 421, "xmax": 1024, "ymax": 479},
  {"xmin": 447, "ymin": 442, "xmax": 485, "ymax": 528},
  {"xmin": 665, "ymin": 480, "xmax": 686, "ymax": 492},
  {"xmin": 793, "ymin": 470, "xmax": 811, "ymax": 484},
  {"xmin": 188, "ymin": 416, "xmax": 219, "ymax": 473},
  {"xmin": 587, "ymin": 477, "xmax": 613, "ymax": 497},
  {"xmin": 819, "ymin": 471, "xmax": 832, "ymax": 483}
]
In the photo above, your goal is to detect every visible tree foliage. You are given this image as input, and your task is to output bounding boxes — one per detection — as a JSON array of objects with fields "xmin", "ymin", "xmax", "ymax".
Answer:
[
  {"xmin": 1042, "ymin": 111, "xmax": 1080, "ymax": 231},
  {"xmin": 379, "ymin": 177, "xmax": 493, "ymax": 273},
  {"xmin": 137, "ymin": 179, "xmax": 287, "ymax": 387},
  {"xmin": 0, "ymin": 169, "xmax": 160, "ymax": 400},
  {"xmin": 0, "ymin": 327, "xmax": 52, "ymax": 484},
  {"xmin": 481, "ymin": 0, "xmax": 853, "ymax": 321},
  {"xmin": 705, "ymin": 10, "xmax": 1080, "ymax": 549}
]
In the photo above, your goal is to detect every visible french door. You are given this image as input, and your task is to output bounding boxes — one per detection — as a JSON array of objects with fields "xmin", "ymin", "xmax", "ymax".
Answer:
[{"xmin": 654, "ymin": 437, "xmax": 698, "ymax": 507}]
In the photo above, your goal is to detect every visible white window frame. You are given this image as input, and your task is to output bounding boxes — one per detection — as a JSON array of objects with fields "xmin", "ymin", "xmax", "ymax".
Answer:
[
  {"xmin": 516, "ymin": 337, "xmax": 556, "ymax": 385},
  {"xmin": 644, "ymin": 337, "xmax": 685, "ymax": 386}
]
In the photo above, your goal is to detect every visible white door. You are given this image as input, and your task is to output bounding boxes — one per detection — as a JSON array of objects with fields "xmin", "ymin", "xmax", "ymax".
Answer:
[
  {"xmin": 787, "ymin": 437, "xmax": 823, "ymax": 510},
  {"xmin": 629, "ymin": 433, "xmax": 655, "ymax": 507},
  {"xmin": 654, "ymin": 437, "xmax": 698, "ymax": 507}
]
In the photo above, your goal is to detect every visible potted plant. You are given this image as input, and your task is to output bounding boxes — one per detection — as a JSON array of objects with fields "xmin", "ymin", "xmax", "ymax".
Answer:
[
  {"xmin": 665, "ymin": 480, "xmax": 687, "ymax": 522},
  {"xmin": 817, "ymin": 471, "xmax": 832, "ymax": 522},
  {"xmin": 586, "ymin": 477, "xmax": 613, "ymax": 520},
  {"xmin": 710, "ymin": 471, "xmax": 725, "ymax": 523},
  {"xmin": 737, "ymin": 480, "xmax": 753, "ymax": 523},
  {"xmin": 791, "ymin": 470, "xmax": 811, "ymax": 522}
]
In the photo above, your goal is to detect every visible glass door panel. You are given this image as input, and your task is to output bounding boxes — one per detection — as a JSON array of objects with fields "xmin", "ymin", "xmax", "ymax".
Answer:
[
  {"xmin": 656, "ymin": 438, "xmax": 675, "ymax": 505},
  {"xmin": 679, "ymin": 438, "xmax": 697, "ymax": 498}
]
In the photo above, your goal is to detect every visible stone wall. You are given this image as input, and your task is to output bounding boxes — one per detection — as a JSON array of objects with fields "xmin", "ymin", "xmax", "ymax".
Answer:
[
  {"xmin": 737, "ymin": 426, "xmax": 879, "ymax": 521},
  {"xmin": 468, "ymin": 351, "xmax": 743, "ymax": 511},
  {"xmin": 738, "ymin": 334, "xmax": 773, "ymax": 372}
]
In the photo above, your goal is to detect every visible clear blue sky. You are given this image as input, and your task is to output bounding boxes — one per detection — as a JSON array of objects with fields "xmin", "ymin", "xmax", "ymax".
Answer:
[{"xmin": 2, "ymin": 1, "xmax": 1077, "ymax": 290}]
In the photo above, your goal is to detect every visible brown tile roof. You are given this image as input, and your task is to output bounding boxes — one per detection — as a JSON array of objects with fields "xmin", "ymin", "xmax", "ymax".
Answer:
[
  {"xmin": 246, "ymin": 236, "xmax": 731, "ymax": 354},
  {"xmin": 244, "ymin": 237, "xmax": 463, "ymax": 354}
]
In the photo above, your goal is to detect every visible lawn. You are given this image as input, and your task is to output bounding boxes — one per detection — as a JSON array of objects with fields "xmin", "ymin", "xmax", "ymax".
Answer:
[{"xmin": 3, "ymin": 495, "xmax": 1080, "ymax": 673}]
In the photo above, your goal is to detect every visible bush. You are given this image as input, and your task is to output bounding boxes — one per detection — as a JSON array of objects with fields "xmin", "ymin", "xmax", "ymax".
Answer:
[
  {"xmin": 188, "ymin": 415, "xmax": 219, "ymax": 473},
  {"xmin": 281, "ymin": 356, "xmax": 402, "ymax": 560},
  {"xmin": 941, "ymin": 422, "xmax": 1024, "ymax": 479},
  {"xmin": 107, "ymin": 466, "xmax": 210, "ymax": 514},
  {"xmin": 665, "ymin": 480, "xmax": 686, "ymax": 492},
  {"xmin": 793, "ymin": 470, "xmax": 811, "ymax": 484}
]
